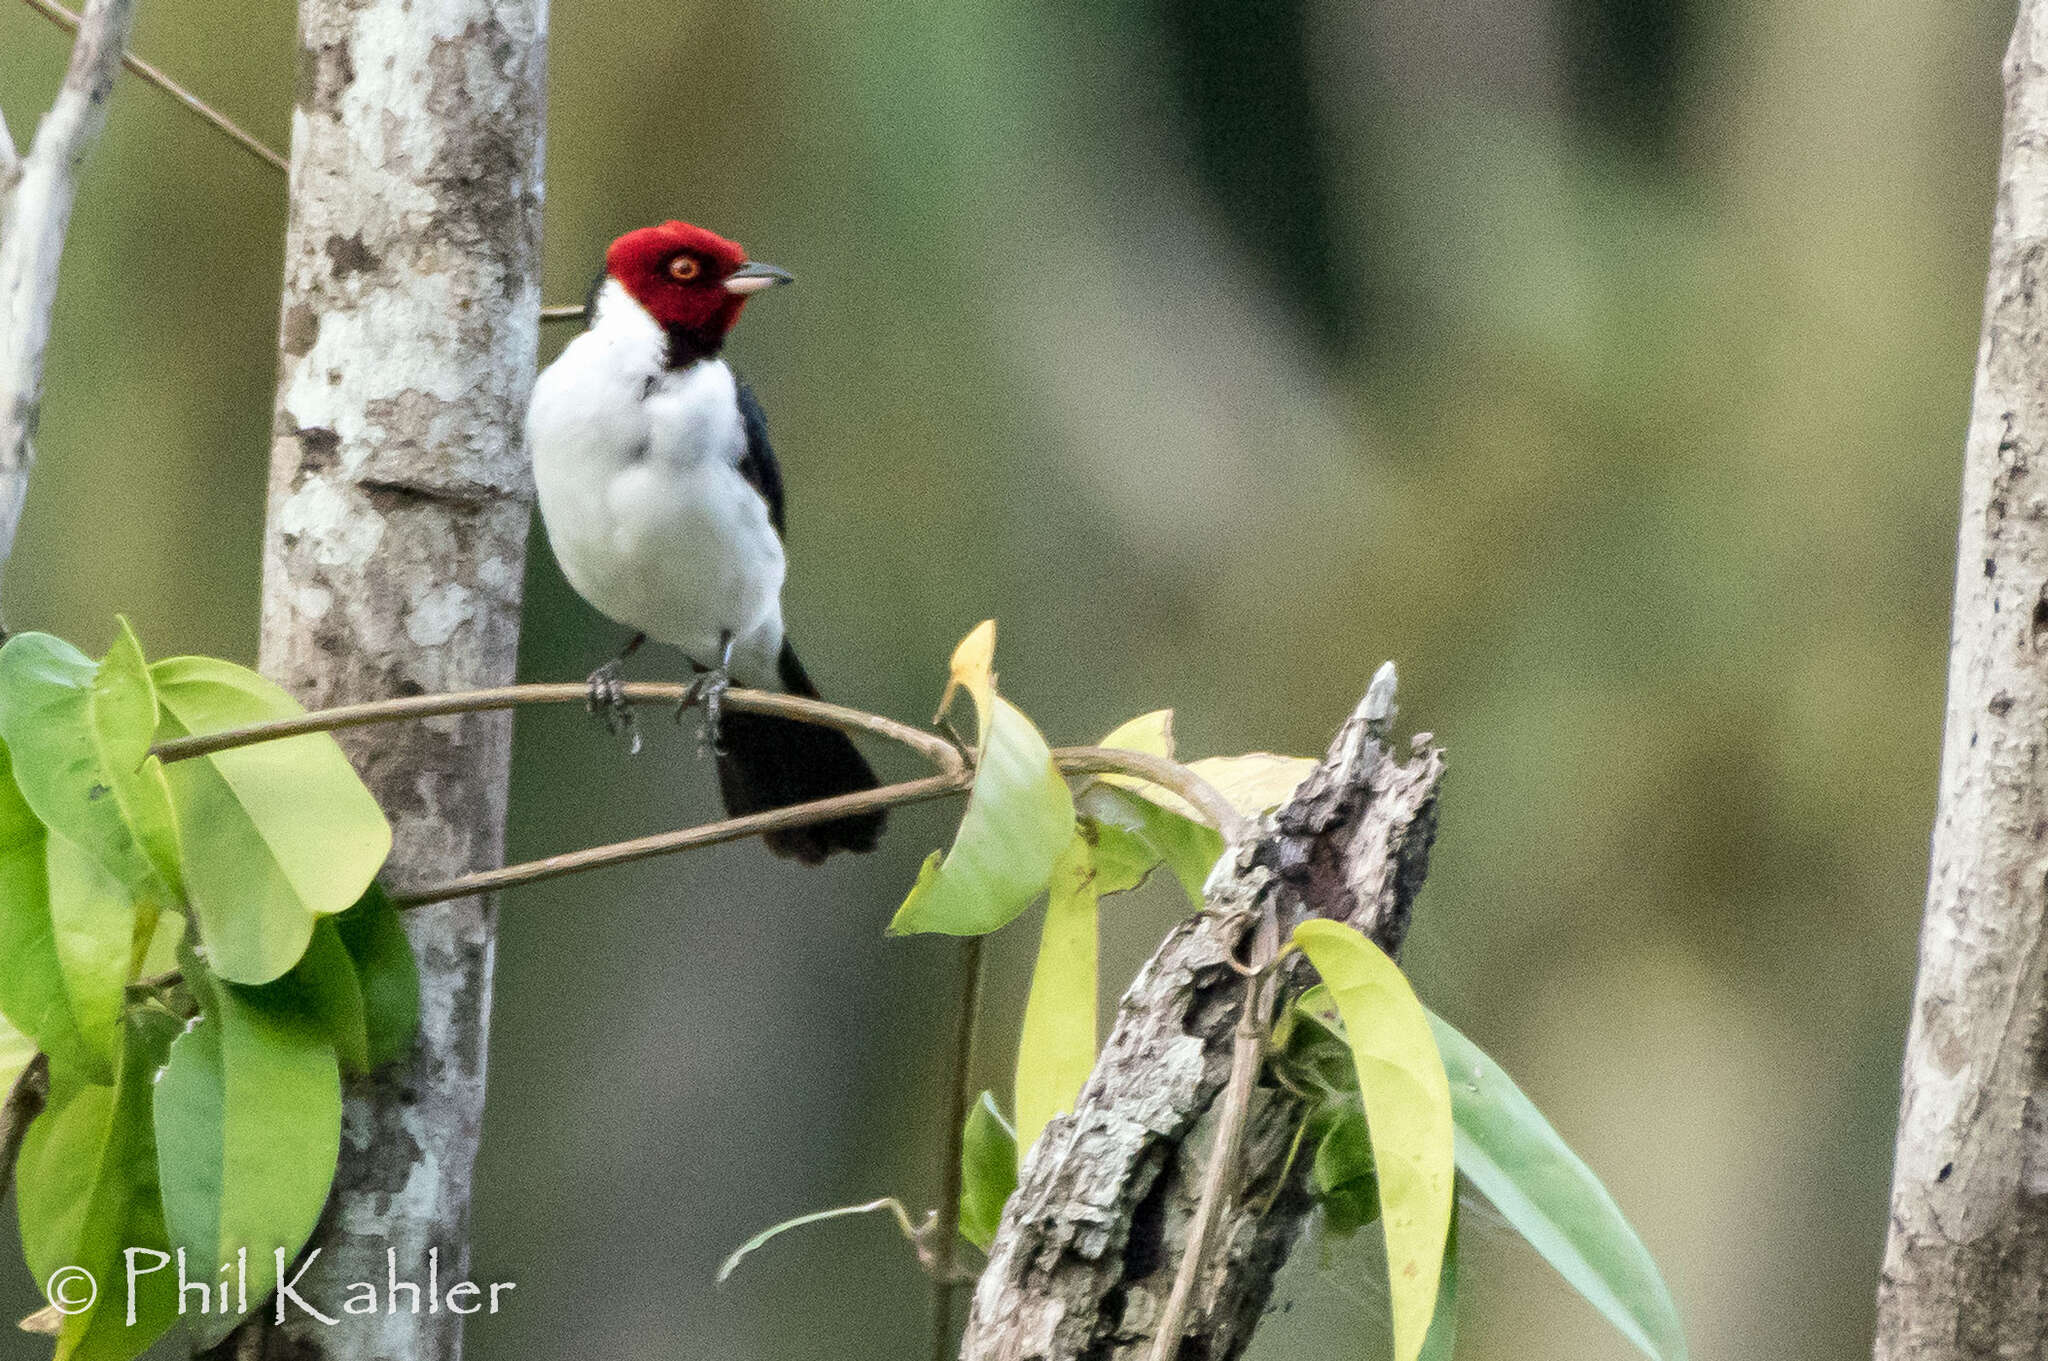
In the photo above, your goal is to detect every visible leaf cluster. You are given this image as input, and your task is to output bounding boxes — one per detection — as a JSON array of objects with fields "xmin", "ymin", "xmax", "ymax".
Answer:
[{"xmin": 0, "ymin": 622, "xmax": 417, "ymax": 1359}]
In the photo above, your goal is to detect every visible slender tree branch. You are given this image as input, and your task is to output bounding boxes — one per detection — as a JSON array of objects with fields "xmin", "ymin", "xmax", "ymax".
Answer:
[
  {"xmin": 150, "ymin": 681, "xmax": 969, "ymax": 775},
  {"xmin": 931, "ymin": 937, "xmax": 986, "ymax": 1361},
  {"xmin": 0, "ymin": 0, "xmax": 137, "ymax": 602},
  {"xmin": 21, "ymin": 0, "xmax": 288, "ymax": 173},
  {"xmin": 390, "ymin": 771, "xmax": 973, "ymax": 907},
  {"xmin": 1054, "ymin": 745, "xmax": 1250, "ymax": 843},
  {"xmin": 540, "ymin": 303, "xmax": 585, "ymax": 324}
]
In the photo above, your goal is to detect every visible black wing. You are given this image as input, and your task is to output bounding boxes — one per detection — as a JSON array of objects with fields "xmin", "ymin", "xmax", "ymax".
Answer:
[{"xmin": 733, "ymin": 377, "xmax": 787, "ymax": 537}]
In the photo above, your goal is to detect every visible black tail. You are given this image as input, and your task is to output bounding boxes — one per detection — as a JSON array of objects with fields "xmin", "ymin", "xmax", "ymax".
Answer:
[{"xmin": 716, "ymin": 640, "xmax": 885, "ymax": 863}]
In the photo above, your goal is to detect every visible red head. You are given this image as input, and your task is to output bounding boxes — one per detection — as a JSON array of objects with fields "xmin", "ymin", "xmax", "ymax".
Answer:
[{"xmin": 604, "ymin": 221, "xmax": 792, "ymax": 351}]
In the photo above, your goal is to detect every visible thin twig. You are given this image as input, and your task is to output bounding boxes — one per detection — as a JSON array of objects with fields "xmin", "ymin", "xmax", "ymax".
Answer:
[
  {"xmin": 151, "ymin": 681, "xmax": 968, "ymax": 776},
  {"xmin": 390, "ymin": 771, "xmax": 971, "ymax": 907},
  {"xmin": 540, "ymin": 303, "xmax": 586, "ymax": 324},
  {"xmin": 1057, "ymin": 745, "xmax": 1250, "ymax": 843},
  {"xmin": 20, "ymin": 0, "xmax": 288, "ymax": 173},
  {"xmin": 1, "ymin": 1053, "xmax": 50, "ymax": 1207},
  {"xmin": 1148, "ymin": 910, "xmax": 1279, "ymax": 1361},
  {"xmin": 931, "ymin": 937, "xmax": 985, "ymax": 1361}
]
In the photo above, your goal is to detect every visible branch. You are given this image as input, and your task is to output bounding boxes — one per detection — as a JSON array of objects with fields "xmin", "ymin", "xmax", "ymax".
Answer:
[
  {"xmin": 150, "ymin": 680, "xmax": 968, "ymax": 774},
  {"xmin": 0, "ymin": 0, "xmax": 137, "ymax": 599},
  {"xmin": 963, "ymin": 690, "xmax": 1446, "ymax": 1361},
  {"xmin": 21, "ymin": 0, "xmax": 286, "ymax": 172},
  {"xmin": 392, "ymin": 770, "xmax": 971, "ymax": 907},
  {"xmin": 931, "ymin": 938, "xmax": 987, "ymax": 1361}
]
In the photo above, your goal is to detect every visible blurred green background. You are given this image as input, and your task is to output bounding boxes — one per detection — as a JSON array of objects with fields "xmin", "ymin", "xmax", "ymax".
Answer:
[{"xmin": 0, "ymin": 0, "xmax": 2005, "ymax": 1355}]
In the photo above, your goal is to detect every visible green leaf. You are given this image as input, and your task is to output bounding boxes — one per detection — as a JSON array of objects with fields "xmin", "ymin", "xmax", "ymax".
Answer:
[
  {"xmin": 1292, "ymin": 919, "xmax": 1455, "ymax": 1361},
  {"xmin": 1427, "ymin": 1011, "xmax": 1688, "ymax": 1361},
  {"xmin": 42, "ymin": 831, "xmax": 137, "ymax": 1076},
  {"xmin": 1418, "ymin": 1199, "xmax": 1460, "ymax": 1361},
  {"xmin": 959, "ymin": 1091, "xmax": 1019, "ymax": 1252},
  {"xmin": 1310, "ymin": 1103, "xmax": 1381, "ymax": 1235},
  {"xmin": 1074, "ymin": 784, "xmax": 1222, "ymax": 907},
  {"xmin": 0, "ymin": 627, "xmax": 180, "ymax": 908},
  {"xmin": 889, "ymin": 623, "xmax": 1074, "ymax": 936},
  {"xmin": 16, "ymin": 1008, "xmax": 182, "ymax": 1361},
  {"xmin": 717, "ymin": 1197, "xmax": 921, "ymax": 1283},
  {"xmin": 251, "ymin": 919, "xmax": 370, "ymax": 1076},
  {"xmin": 1083, "ymin": 710, "xmax": 1218, "ymax": 902},
  {"xmin": 332, "ymin": 883, "xmax": 419, "ymax": 1070},
  {"xmin": 1014, "ymin": 835, "xmax": 1099, "ymax": 1157},
  {"xmin": 0, "ymin": 743, "xmax": 116, "ymax": 1081},
  {"xmin": 153, "ymin": 966, "xmax": 344, "ymax": 1348},
  {"xmin": 150, "ymin": 655, "xmax": 392, "ymax": 984}
]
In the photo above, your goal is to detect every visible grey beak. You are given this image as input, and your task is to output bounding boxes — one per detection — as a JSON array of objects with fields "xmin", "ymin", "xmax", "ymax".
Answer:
[{"xmin": 723, "ymin": 261, "xmax": 794, "ymax": 295}]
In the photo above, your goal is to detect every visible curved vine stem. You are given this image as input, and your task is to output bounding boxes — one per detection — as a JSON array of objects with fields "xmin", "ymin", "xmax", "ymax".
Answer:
[{"xmin": 147, "ymin": 682, "xmax": 1248, "ymax": 907}]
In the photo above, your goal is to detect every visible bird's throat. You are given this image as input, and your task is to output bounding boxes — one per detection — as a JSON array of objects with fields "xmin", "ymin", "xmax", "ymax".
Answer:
[{"xmin": 664, "ymin": 322, "xmax": 726, "ymax": 369}]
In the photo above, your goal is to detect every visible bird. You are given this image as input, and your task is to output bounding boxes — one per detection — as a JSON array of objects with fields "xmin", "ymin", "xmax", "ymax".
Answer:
[{"xmin": 525, "ymin": 220, "xmax": 884, "ymax": 862}]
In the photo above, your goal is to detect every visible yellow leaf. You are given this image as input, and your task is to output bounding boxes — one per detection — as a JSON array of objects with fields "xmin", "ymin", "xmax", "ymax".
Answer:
[
  {"xmin": 939, "ymin": 619, "xmax": 999, "ymax": 724},
  {"xmin": 1186, "ymin": 753, "xmax": 1317, "ymax": 815},
  {"xmin": 891, "ymin": 624, "xmax": 1074, "ymax": 936},
  {"xmin": 1292, "ymin": 919, "xmax": 1455, "ymax": 1361},
  {"xmin": 1014, "ymin": 833, "xmax": 1099, "ymax": 1155}
]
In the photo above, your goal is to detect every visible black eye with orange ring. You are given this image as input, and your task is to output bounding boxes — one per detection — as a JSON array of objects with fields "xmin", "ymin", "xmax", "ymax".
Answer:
[{"xmin": 667, "ymin": 255, "xmax": 702, "ymax": 282}]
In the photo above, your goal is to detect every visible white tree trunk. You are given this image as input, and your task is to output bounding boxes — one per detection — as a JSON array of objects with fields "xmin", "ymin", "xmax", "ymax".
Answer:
[
  {"xmin": 225, "ymin": 3, "xmax": 547, "ymax": 1356},
  {"xmin": 1876, "ymin": 2, "xmax": 2048, "ymax": 1354}
]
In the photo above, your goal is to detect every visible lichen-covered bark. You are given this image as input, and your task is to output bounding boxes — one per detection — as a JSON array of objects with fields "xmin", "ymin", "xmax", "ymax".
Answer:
[
  {"xmin": 0, "ymin": 0, "xmax": 137, "ymax": 608},
  {"xmin": 963, "ymin": 697, "xmax": 1445, "ymax": 1361},
  {"xmin": 223, "ymin": 3, "xmax": 548, "ymax": 1358},
  {"xmin": 1875, "ymin": 4, "xmax": 2048, "ymax": 1356}
]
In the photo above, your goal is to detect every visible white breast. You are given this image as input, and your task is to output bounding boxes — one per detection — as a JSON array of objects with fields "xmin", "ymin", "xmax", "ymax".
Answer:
[{"xmin": 527, "ymin": 282, "xmax": 787, "ymax": 678}]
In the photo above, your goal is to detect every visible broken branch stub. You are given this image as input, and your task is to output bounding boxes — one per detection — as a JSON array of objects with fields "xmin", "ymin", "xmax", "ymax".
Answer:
[{"xmin": 963, "ymin": 693, "xmax": 1446, "ymax": 1361}]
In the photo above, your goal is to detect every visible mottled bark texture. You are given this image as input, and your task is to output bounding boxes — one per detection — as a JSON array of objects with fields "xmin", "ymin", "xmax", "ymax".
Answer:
[
  {"xmin": 1876, "ymin": 5, "xmax": 2048, "ymax": 1356},
  {"xmin": 221, "ymin": 3, "xmax": 547, "ymax": 1358},
  {"xmin": 963, "ymin": 696, "xmax": 1445, "ymax": 1361},
  {"xmin": 0, "ymin": 0, "xmax": 137, "ymax": 612}
]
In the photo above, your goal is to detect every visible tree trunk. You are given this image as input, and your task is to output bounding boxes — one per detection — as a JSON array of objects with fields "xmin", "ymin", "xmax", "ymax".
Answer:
[
  {"xmin": 218, "ymin": 3, "xmax": 547, "ymax": 1357},
  {"xmin": 1875, "ymin": 3, "xmax": 2048, "ymax": 1355},
  {"xmin": 964, "ymin": 696, "xmax": 1445, "ymax": 1361}
]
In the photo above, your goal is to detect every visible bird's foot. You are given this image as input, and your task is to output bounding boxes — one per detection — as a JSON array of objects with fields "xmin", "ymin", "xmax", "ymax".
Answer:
[
  {"xmin": 587, "ymin": 661, "xmax": 642, "ymax": 756},
  {"xmin": 674, "ymin": 667, "xmax": 731, "ymax": 756}
]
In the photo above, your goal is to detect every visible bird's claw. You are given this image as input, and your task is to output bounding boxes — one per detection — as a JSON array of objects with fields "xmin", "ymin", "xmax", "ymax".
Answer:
[
  {"xmin": 675, "ymin": 668, "xmax": 730, "ymax": 756},
  {"xmin": 586, "ymin": 662, "xmax": 642, "ymax": 756}
]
